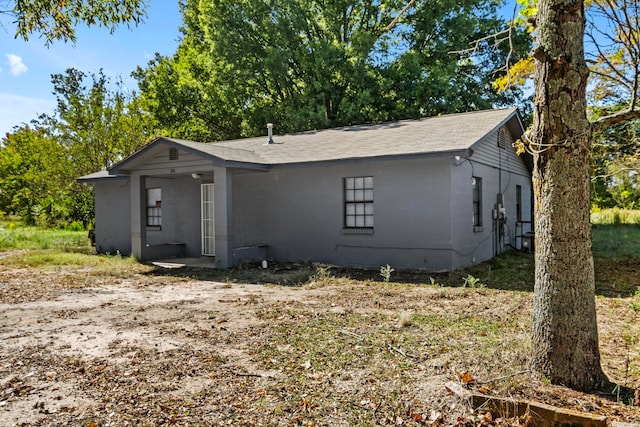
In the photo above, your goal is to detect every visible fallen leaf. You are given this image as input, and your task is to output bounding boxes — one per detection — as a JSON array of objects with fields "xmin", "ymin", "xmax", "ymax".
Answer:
[{"xmin": 457, "ymin": 370, "xmax": 474, "ymax": 385}]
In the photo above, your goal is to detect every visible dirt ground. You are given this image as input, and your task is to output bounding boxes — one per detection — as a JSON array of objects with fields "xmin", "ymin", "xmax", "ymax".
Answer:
[{"xmin": 1, "ymin": 262, "xmax": 640, "ymax": 426}]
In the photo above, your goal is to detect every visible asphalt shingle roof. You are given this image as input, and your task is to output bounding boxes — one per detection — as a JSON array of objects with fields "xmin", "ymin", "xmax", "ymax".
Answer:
[
  {"xmin": 78, "ymin": 108, "xmax": 522, "ymax": 182},
  {"xmin": 164, "ymin": 108, "xmax": 519, "ymax": 166}
]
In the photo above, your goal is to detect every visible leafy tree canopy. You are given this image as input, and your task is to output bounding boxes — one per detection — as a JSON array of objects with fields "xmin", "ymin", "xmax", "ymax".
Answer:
[
  {"xmin": 1, "ymin": 0, "xmax": 147, "ymax": 44},
  {"xmin": 0, "ymin": 68, "xmax": 154, "ymax": 226},
  {"xmin": 135, "ymin": 0, "xmax": 529, "ymax": 141}
]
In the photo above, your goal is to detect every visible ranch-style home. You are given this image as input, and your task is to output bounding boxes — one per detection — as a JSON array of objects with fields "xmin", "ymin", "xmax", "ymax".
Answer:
[{"xmin": 78, "ymin": 108, "xmax": 532, "ymax": 271}]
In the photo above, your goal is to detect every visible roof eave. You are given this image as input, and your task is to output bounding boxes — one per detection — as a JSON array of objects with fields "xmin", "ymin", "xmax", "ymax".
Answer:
[
  {"xmin": 77, "ymin": 173, "xmax": 129, "ymax": 184},
  {"xmin": 267, "ymin": 148, "xmax": 473, "ymax": 169},
  {"xmin": 108, "ymin": 137, "xmax": 268, "ymax": 174}
]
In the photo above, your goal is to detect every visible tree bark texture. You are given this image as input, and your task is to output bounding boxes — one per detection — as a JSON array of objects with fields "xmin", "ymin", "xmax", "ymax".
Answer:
[{"xmin": 530, "ymin": 0, "xmax": 607, "ymax": 391}]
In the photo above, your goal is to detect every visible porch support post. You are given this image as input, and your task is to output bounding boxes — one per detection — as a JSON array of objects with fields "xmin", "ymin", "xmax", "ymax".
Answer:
[
  {"xmin": 213, "ymin": 167, "xmax": 234, "ymax": 268},
  {"xmin": 130, "ymin": 173, "xmax": 147, "ymax": 260}
]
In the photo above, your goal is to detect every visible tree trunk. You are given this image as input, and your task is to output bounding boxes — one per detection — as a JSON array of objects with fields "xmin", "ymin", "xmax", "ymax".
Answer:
[{"xmin": 530, "ymin": 0, "xmax": 607, "ymax": 391}]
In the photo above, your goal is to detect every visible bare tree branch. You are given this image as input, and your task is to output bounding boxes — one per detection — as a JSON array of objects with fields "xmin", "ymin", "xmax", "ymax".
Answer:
[
  {"xmin": 591, "ymin": 108, "xmax": 640, "ymax": 132},
  {"xmin": 385, "ymin": 0, "xmax": 416, "ymax": 31}
]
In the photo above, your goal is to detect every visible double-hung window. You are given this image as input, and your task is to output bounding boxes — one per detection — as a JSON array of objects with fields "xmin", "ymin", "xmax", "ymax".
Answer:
[
  {"xmin": 344, "ymin": 176, "xmax": 374, "ymax": 229},
  {"xmin": 472, "ymin": 177, "xmax": 482, "ymax": 229},
  {"xmin": 146, "ymin": 188, "xmax": 162, "ymax": 228}
]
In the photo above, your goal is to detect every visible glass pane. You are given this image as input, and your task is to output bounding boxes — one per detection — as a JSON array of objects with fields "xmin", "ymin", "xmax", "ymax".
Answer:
[
  {"xmin": 364, "ymin": 189, "xmax": 373, "ymax": 201},
  {"xmin": 364, "ymin": 176, "xmax": 373, "ymax": 188},
  {"xmin": 346, "ymin": 216, "xmax": 356, "ymax": 227},
  {"xmin": 147, "ymin": 188, "xmax": 161, "ymax": 208},
  {"xmin": 365, "ymin": 216, "xmax": 374, "ymax": 227},
  {"xmin": 354, "ymin": 190, "xmax": 364, "ymax": 201},
  {"xmin": 345, "ymin": 189, "xmax": 355, "ymax": 202},
  {"xmin": 345, "ymin": 178, "xmax": 355, "ymax": 190},
  {"xmin": 356, "ymin": 216, "xmax": 365, "ymax": 227},
  {"xmin": 346, "ymin": 204, "xmax": 355, "ymax": 215},
  {"xmin": 355, "ymin": 177, "xmax": 364, "ymax": 189},
  {"xmin": 365, "ymin": 203, "xmax": 374, "ymax": 215},
  {"xmin": 356, "ymin": 203, "xmax": 365, "ymax": 215}
]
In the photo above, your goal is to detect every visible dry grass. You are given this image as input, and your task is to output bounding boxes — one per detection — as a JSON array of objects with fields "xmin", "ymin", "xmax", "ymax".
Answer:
[
  {"xmin": 0, "ymin": 224, "xmax": 639, "ymax": 425},
  {"xmin": 0, "ymin": 262, "xmax": 639, "ymax": 425}
]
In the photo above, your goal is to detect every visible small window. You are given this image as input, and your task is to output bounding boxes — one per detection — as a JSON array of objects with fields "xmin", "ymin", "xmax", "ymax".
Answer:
[
  {"xmin": 516, "ymin": 185, "xmax": 522, "ymax": 222},
  {"xmin": 146, "ymin": 188, "xmax": 162, "ymax": 227},
  {"xmin": 344, "ymin": 176, "xmax": 374, "ymax": 229},
  {"xmin": 169, "ymin": 147, "xmax": 179, "ymax": 160},
  {"xmin": 472, "ymin": 177, "xmax": 482, "ymax": 228},
  {"xmin": 497, "ymin": 128, "xmax": 506, "ymax": 149}
]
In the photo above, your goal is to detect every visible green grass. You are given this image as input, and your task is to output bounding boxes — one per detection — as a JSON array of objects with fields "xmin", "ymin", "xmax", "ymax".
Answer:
[
  {"xmin": 0, "ymin": 220, "xmax": 89, "ymax": 250},
  {"xmin": 592, "ymin": 224, "xmax": 640, "ymax": 259},
  {"xmin": 0, "ymin": 219, "xmax": 146, "ymax": 274},
  {"xmin": 0, "ymin": 249, "xmax": 140, "ymax": 271}
]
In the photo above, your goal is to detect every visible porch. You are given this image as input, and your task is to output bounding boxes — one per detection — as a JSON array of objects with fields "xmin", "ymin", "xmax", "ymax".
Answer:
[{"xmin": 128, "ymin": 166, "xmax": 235, "ymax": 268}]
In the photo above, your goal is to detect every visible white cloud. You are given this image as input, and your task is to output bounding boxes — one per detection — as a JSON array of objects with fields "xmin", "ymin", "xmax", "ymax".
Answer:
[
  {"xmin": 6, "ymin": 53, "xmax": 28, "ymax": 76},
  {"xmin": 0, "ymin": 93, "xmax": 56, "ymax": 138}
]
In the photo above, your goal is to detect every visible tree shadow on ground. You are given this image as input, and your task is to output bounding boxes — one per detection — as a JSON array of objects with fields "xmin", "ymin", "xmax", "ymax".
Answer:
[
  {"xmin": 142, "ymin": 249, "xmax": 638, "ymax": 297},
  {"xmin": 596, "ymin": 381, "xmax": 638, "ymax": 408}
]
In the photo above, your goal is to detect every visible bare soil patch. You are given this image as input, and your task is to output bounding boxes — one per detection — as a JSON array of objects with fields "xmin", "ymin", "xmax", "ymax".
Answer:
[{"xmin": 1, "ymin": 262, "xmax": 639, "ymax": 426}]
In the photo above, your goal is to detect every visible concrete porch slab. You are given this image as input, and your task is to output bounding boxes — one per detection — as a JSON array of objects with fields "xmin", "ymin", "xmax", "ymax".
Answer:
[{"xmin": 151, "ymin": 257, "xmax": 217, "ymax": 269}]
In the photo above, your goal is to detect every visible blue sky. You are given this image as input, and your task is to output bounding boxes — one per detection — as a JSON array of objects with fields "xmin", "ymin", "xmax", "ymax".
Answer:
[{"xmin": 0, "ymin": 1, "xmax": 182, "ymax": 137}]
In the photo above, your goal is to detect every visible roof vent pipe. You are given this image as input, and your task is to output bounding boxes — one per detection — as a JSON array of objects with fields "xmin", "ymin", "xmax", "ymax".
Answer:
[{"xmin": 267, "ymin": 123, "xmax": 274, "ymax": 144}]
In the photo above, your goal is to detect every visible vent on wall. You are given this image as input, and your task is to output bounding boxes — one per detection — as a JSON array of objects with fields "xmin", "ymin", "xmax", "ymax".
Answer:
[
  {"xmin": 497, "ymin": 129, "xmax": 506, "ymax": 149},
  {"xmin": 169, "ymin": 147, "xmax": 179, "ymax": 160}
]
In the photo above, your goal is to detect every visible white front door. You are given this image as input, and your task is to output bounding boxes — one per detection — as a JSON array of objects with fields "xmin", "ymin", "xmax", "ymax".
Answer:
[{"xmin": 201, "ymin": 183, "xmax": 215, "ymax": 256}]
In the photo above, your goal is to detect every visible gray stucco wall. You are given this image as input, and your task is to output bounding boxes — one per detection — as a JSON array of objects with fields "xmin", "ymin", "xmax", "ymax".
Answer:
[
  {"xmin": 94, "ymin": 180, "xmax": 131, "ymax": 256},
  {"xmin": 450, "ymin": 127, "xmax": 533, "ymax": 269},
  {"xmin": 232, "ymin": 157, "xmax": 457, "ymax": 270}
]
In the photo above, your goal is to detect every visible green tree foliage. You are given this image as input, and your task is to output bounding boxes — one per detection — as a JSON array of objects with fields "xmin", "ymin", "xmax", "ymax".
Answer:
[
  {"xmin": 49, "ymin": 68, "xmax": 153, "ymax": 173},
  {"xmin": 0, "ymin": 68, "xmax": 154, "ymax": 227},
  {"xmin": 385, "ymin": 0, "xmax": 530, "ymax": 119},
  {"xmin": 1, "ymin": 0, "xmax": 147, "ymax": 45},
  {"xmin": 0, "ymin": 125, "xmax": 76, "ymax": 226},
  {"xmin": 135, "ymin": 0, "xmax": 528, "ymax": 141},
  {"xmin": 586, "ymin": 0, "xmax": 640, "ymax": 208},
  {"xmin": 591, "ymin": 119, "xmax": 640, "ymax": 208}
]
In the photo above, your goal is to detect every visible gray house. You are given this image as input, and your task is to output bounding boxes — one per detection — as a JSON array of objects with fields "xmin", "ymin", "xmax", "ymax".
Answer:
[{"xmin": 78, "ymin": 108, "xmax": 532, "ymax": 271}]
